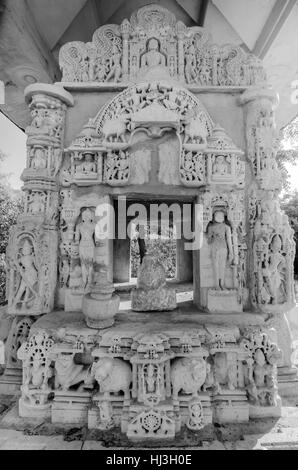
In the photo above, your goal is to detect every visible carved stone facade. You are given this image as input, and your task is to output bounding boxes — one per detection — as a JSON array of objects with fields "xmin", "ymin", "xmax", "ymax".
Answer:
[
  {"xmin": 59, "ymin": 4, "xmax": 266, "ymax": 87},
  {"xmin": 3, "ymin": 4, "xmax": 296, "ymax": 442},
  {"xmin": 16, "ymin": 317, "xmax": 281, "ymax": 434}
]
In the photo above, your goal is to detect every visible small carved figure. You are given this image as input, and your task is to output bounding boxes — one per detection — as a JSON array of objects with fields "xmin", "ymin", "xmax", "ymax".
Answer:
[
  {"xmin": 262, "ymin": 235, "xmax": 286, "ymax": 305},
  {"xmin": 59, "ymin": 259, "xmax": 70, "ymax": 287},
  {"xmin": 198, "ymin": 59, "xmax": 210, "ymax": 85},
  {"xmin": 81, "ymin": 58, "xmax": 90, "ymax": 82},
  {"xmin": 22, "ymin": 356, "xmax": 50, "ymax": 406},
  {"xmin": 31, "ymin": 147, "xmax": 47, "ymax": 170},
  {"xmin": 145, "ymin": 364, "xmax": 157, "ymax": 393},
  {"xmin": 118, "ymin": 151, "xmax": 130, "ymax": 181},
  {"xmin": 213, "ymin": 155, "xmax": 228, "ymax": 176},
  {"xmin": 185, "ymin": 45, "xmax": 197, "ymax": 84},
  {"xmin": 252, "ymin": 349, "xmax": 266, "ymax": 387},
  {"xmin": 95, "ymin": 57, "xmax": 107, "ymax": 81},
  {"xmin": 76, "ymin": 153, "xmax": 97, "ymax": 175},
  {"xmin": 75, "ymin": 209, "xmax": 96, "ymax": 289},
  {"xmin": 187, "ymin": 399, "xmax": 204, "ymax": 431},
  {"xmin": 141, "ymin": 38, "xmax": 166, "ymax": 69},
  {"xmin": 106, "ymin": 45, "xmax": 122, "ymax": 82},
  {"xmin": 207, "ymin": 211, "xmax": 234, "ymax": 290},
  {"xmin": 13, "ymin": 240, "xmax": 38, "ymax": 310}
]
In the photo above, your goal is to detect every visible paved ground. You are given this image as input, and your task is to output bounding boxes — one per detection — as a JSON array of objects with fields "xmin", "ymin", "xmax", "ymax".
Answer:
[{"xmin": 0, "ymin": 400, "xmax": 298, "ymax": 450}]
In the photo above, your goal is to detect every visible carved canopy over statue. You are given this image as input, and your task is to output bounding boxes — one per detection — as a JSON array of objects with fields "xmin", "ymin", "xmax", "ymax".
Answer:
[{"xmin": 59, "ymin": 4, "xmax": 266, "ymax": 87}]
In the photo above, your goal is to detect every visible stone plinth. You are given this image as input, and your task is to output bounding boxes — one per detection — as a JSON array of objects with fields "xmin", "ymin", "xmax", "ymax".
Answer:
[
  {"xmin": 82, "ymin": 266, "xmax": 120, "ymax": 329},
  {"xmin": 20, "ymin": 308, "xmax": 283, "ymax": 440},
  {"xmin": 132, "ymin": 286, "xmax": 177, "ymax": 312},
  {"xmin": 207, "ymin": 289, "xmax": 242, "ymax": 313}
]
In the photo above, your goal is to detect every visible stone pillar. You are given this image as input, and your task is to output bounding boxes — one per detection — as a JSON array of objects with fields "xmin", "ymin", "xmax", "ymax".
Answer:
[
  {"xmin": 120, "ymin": 19, "xmax": 130, "ymax": 82},
  {"xmin": 94, "ymin": 195, "xmax": 114, "ymax": 283},
  {"xmin": 6, "ymin": 83, "xmax": 74, "ymax": 318},
  {"xmin": 2, "ymin": 84, "xmax": 73, "ymax": 392},
  {"xmin": 176, "ymin": 23, "xmax": 186, "ymax": 82},
  {"xmin": 240, "ymin": 87, "xmax": 297, "ymax": 396}
]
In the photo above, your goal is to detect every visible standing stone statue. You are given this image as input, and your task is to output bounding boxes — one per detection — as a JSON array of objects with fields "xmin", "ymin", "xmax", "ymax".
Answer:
[
  {"xmin": 13, "ymin": 240, "xmax": 38, "ymax": 310},
  {"xmin": 207, "ymin": 210, "xmax": 234, "ymax": 290},
  {"xmin": 75, "ymin": 209, "xmax": 96, "ymax": 289}
]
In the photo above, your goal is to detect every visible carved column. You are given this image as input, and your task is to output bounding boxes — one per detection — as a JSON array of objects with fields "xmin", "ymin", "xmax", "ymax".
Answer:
[
  {"xmin": 120, "ymin": 19, "xmax": 130, "ymax": 82},
  {"xmin": 2, "ymin": 85, "xmax": 73, "ymax": 392},
  {"xmin": 176, "ymin": 22, "xmax": 186, "ymax": 82},
  {"xmin": 240, "ymin": 87, "xmax": 280, "ymax": 190},
  {"xmin": 241, "ymin": 88, "xmax": 297, "ymax": 391}
]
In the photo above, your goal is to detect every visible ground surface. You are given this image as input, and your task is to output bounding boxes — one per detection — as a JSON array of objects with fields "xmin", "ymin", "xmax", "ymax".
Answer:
[{"xmin": 0, "ymin": 397, "xmax": 298, "ymax": 449}]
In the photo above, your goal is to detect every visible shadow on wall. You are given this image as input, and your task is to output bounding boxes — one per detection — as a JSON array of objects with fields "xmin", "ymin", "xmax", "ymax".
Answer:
[{"xmin": 0, "ymin": 0, "xmax": 5, "ymax": 14}]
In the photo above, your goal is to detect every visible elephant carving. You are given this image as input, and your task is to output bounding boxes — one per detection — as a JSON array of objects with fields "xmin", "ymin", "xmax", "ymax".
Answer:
[
  {"xmin": 202, "ymin": 353, "xmax": 236, "ymax": 393},
  {"xmin": 171, "ymin": 357, "xmax": 207, "ymax": 400},
  {"xmin": 91, "ymin": 357, "xmax": 132, "ymax": 400},
  {"xmin": 55, "ymin": 353, "xmax": 94, "ymax": 392},
  {"xmin": 102, "ymin": 117, "xmax": 127, "ymax": 143}
]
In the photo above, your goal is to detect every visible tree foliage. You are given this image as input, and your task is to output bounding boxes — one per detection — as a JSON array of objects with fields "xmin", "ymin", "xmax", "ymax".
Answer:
[
  {"xmin": 0, "ymin": 151, "xmax": 23, "ymax": 303},
  {"xmin": 281, "ymin": 190, "xmax": 298, "ymax": 276},
  {"xmin": 277, "ymin": 116, "xmax": 298, "ymax": 190}
]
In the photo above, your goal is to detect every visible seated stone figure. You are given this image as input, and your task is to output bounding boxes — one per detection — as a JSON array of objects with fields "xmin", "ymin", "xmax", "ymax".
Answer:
[
  {"xmin": 131, "ymin": 253, "xmax": 177, "ymax": 312},
  {"xmin": 137, "ymin": 38, "xmax": 170, "ymax": 81}
]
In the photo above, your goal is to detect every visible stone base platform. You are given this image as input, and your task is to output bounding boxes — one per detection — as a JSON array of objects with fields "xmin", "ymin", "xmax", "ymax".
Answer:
[
  {"xmin": 30, "ymin": 304, "xmax": 266, "ymax": 338},
  {"xmin": 14, "ymin": 306, "xmax": 284, "ymax": 442}
]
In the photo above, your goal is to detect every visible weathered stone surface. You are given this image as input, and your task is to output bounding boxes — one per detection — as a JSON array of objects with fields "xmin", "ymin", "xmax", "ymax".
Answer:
[{"xmin": 131, "ymin": 254, "xmax": 177, "ymax": 312}]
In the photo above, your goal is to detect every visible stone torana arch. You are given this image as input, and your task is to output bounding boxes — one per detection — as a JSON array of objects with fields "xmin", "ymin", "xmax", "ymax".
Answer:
[{"xmin": 65, "ymin": 82, "xmax": 245, "ymax": 189}]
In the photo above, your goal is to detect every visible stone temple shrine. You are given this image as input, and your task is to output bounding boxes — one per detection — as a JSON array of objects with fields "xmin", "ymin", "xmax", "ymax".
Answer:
[{"xmin": 2, "ymin": 4, "xmax": 298, "ymax": 442}]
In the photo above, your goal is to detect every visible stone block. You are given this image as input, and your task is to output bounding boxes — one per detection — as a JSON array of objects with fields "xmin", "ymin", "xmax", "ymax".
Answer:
[
  {"xmin": 249, "ymin": 397, "xmax": 282, "ymax": 419},
  {"xmin": 207, "ymin": 289, "xmax": 242, "ymax": 313},
  {"xmin": 213, "ymin": 395, "xmax": 249, "ymax": 424},
  {"xmin": 19, "ymin": 398, "xmax": 52, "ymax": 420},
  {"xmin": 52, "ymin": 400, "xmax": 90, "ymax": 425}
]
